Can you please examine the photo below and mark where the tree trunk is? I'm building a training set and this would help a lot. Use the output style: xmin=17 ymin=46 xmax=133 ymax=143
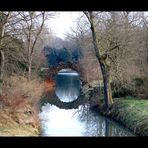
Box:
xmin=100 ymin=61 xmax=113 ymax=107
xmin=28 ymin=56 xmax=32 ymax=81
xmin=0 ymin=12 xmax=11 ymax=80
xmin=0 ymin=49 xmax=5 ymax=80
xmin=104 ymin=76 xmax=113 ymax=106
xmin=0 ymin=20 xmax=5 ymax=81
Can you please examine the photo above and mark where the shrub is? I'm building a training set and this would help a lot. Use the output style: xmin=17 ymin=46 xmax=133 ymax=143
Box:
xmin=111 ymin=77 xmax=148 ymax=99
xmin=133 ymin=77 xmax=144 ymax=87
xmin=111 ymin=81 xmax=135 ymax=98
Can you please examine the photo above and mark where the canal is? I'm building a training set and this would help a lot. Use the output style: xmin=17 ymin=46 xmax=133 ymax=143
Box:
xmin=39 ymin=69 xmax=135 ymax=136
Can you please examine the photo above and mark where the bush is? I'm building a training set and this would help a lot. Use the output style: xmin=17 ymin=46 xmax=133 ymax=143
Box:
xmin=133 ymin=77 xmax=144 ymax=87
xmin=112 ymin=86 xmax=135 ymax=98
xmin=143 ymin=78 xmax=148 ymax=98
xmin=111 ymin=81 xmax=135 ymax=98
xmin=111 ymin=77 xmax=148 ymax=99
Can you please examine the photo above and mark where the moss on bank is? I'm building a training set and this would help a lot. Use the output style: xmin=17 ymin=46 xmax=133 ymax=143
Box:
xmin=91 ymin=97 xmax=148 ymax=136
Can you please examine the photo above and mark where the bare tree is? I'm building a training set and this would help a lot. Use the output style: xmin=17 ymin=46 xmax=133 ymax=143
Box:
xmin=83 ymin=11 xmax=119 ymax=107
xmin=18 ymin=11 xmax=51 ymax=80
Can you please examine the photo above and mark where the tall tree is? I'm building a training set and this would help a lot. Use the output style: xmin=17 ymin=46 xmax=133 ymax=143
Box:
xmin=19 ymin=12 xmax=47 ymax=80
xmin=83 ymin=11 xmax=119 ymax=107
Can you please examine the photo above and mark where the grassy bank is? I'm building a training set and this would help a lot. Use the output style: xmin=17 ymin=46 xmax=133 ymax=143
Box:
xmin=92 ymin=97 xmax=148 ymax=136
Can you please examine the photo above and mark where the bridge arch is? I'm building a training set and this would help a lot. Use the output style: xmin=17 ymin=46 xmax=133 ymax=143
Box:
xmin=46 ymin=62 xmax=82 ymax=80
xmin=41 ymin=65 xmax=90 ymax=109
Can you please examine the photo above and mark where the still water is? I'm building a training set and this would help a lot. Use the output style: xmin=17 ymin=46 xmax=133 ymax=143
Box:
xmin=39 ymin=69 xmax=135 ymax=137
xmin=55 ymin=69 xmax=81 ymax=102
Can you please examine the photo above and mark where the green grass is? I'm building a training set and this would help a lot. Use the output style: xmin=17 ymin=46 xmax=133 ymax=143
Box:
xmin=96 ymin=97 xmax=148 ymax=136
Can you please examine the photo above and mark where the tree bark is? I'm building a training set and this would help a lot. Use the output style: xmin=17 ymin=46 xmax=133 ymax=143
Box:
xmin=0 ymin=17 xmax=5 ymax=81
xmin=28 ymin=56 xmax=32 ymax=81
xmin=100 ymin=60 xmax=113 ymax=107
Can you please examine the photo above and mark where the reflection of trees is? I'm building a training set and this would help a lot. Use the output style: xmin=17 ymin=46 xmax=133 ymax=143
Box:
xmin=75 ymin=105 xmax=106 ymax=136
xmin=75 ymin=105 xmax=135 ymax=137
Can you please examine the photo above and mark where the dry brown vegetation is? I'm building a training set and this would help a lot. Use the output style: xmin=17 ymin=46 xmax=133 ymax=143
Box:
xmin=0 ymin=11 xmax=56 ymax=136
xmin=0 ymin=11 xmax=148 ymax=136
xmin=0 ymin=76 xmax=45 ymax=136
xmin=3 ymin=76 xmax=44 ymax=103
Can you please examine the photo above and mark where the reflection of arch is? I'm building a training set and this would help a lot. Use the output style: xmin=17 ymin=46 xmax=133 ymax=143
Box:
xmin=41 ymin=92 xmax=89 ymax=109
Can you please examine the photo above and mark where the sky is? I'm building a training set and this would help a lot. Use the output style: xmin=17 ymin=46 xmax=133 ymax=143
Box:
xmin=47 ymin=12 xmax=82 ymax=40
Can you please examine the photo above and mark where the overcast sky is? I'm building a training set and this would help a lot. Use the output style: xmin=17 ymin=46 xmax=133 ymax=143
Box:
xmin=47 ymin=12 xmax=82 ymax=39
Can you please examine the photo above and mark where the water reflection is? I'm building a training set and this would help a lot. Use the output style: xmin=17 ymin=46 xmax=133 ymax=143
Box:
xmin=39 ymin=103 xmax=135 ymax=137
xmin=55 ymin=69 xmax=80 ymax=102
xmin=39 ymin=68 xmax=135 ymax=137
xmin=76 ymin=105 xmax=135 ymax=136
xmin=39 ymin=104 xmax=84 ymax=136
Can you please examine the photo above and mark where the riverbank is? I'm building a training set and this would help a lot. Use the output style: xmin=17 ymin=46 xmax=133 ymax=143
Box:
xmin=0 ymin=109 xmax=39 ymax=136
xmin=91 ymin=97 xmax=148 ymax=136
xmin=0 ymin=76 xmax=45 ymax=136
